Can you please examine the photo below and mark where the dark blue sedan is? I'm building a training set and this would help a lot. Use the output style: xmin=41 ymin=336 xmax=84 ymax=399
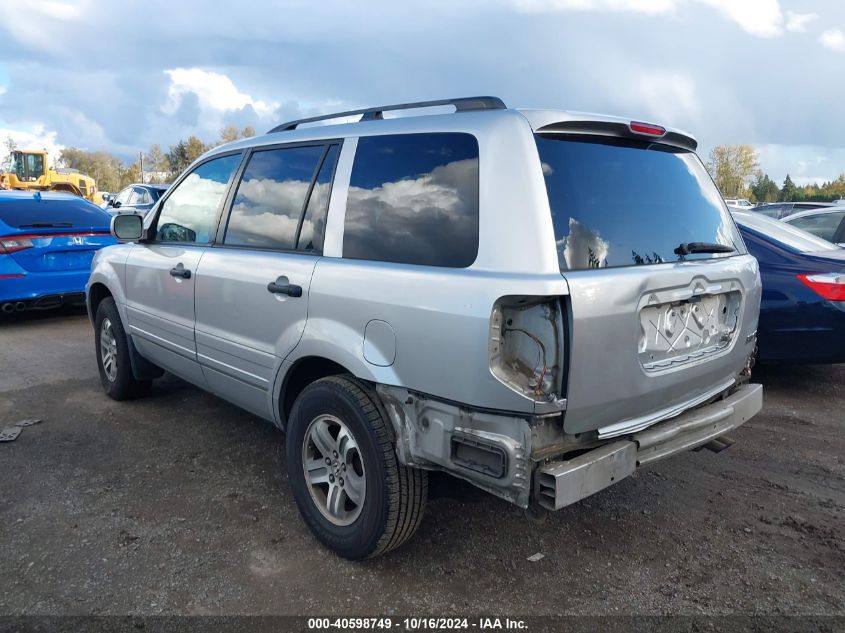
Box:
xmin=0 ymin=191 xmax=116 ymax=313
xmin=733 ymin=211 xmax=845 ymax=364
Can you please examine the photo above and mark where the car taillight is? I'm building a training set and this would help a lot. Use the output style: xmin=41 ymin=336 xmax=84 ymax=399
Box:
xmin=0 ymin=237 xmax=34 ymax=253
xmin=489 ymin=296 xmax=565 ymax=403
xmin=630 ymin=121 xmax=666 ymax=136
xmin=797 ymin=273 xmax=845 ymax=301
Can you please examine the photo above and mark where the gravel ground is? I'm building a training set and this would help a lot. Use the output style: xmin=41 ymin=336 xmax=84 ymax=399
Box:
xmin=0 ymin=308 xmax=843 ymax=616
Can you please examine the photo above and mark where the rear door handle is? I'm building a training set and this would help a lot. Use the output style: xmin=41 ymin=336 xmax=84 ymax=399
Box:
xmin=169 ymin=264 xmax=191 ymax=279
xmin=267 ymin=276 xmax=302 ymax=297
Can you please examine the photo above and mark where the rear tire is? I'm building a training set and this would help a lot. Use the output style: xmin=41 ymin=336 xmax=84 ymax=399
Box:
xmin=286 ymin=376 xmax=427 ymax=559
xmin=94 ymin=297 xmax=151 ymax=400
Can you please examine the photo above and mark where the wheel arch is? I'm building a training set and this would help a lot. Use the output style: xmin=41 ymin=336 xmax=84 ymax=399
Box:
xmin=277 ymin=356 xmax=355 ymax=429
xmin=86 ymin=281 xmax=113 ymax=325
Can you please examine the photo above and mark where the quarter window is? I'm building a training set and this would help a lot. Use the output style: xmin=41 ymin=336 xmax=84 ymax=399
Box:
xmin=154 ymin=153 xmax=241 ymax=244
xmin=343 ymin=133 xmax=479 ymax=267
xmin=297 ymin=144 xmax=340 ymax=252
xmin=225 ymin=145 xmax=325 ymax=250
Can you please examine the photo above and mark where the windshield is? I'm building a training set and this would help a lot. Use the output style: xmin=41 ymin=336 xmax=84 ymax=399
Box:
xmin=12 ymin=152 xmax=25 ymax=179
xmin=732 ymin=211 xmax=840 ymax=253
xmin=535 ymin=135 xmax=743 ymax=271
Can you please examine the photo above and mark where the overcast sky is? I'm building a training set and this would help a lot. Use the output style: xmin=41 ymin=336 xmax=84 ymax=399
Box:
xmin=1 ymin=0 xmax=843 ymax=186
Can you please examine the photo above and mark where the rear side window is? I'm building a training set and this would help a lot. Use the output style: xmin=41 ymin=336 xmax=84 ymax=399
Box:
xmin=788 ymin=212 xmax=845 ymax=242
xmin=535 ymin=135 xmax=742 ymax=271
xmin=343 ymin=132 xmax=479 ymax=267
xmin=225 ymin=145 xmax=325 ymax=250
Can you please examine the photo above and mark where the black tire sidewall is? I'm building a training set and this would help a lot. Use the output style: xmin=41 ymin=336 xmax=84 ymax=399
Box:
xmin=286 ymin=379 xmax=391 ymax=560
xmin=94 ymin=298 xmax=137 ymax=399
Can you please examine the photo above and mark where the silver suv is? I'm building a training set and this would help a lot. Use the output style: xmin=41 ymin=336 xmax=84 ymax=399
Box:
xmin=87 ymin=97 xmax=763 ymax=559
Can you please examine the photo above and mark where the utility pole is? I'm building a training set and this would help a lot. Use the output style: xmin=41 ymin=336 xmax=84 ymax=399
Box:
xmin=139 ymin=151 xmax=144 ymax=184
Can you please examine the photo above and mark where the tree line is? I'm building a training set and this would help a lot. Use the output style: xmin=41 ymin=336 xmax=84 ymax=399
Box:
xmin=3 ymin=125 xmax=256 ymax=194
xmin=706 ymin=144 xmax=845 ymax=203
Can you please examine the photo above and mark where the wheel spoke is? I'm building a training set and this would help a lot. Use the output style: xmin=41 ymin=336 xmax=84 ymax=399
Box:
xmin=344 ymin=470 xmax=365 ymax=505
xmin=305 ymin=457 xmax=330 ymax=485
xmin=310 ymin=420 xmax=336 ymax=458
xmin=326 ymin=483 xmax=345 ymax=518
xmin=337 ymin=427 xmax=359 ymax=462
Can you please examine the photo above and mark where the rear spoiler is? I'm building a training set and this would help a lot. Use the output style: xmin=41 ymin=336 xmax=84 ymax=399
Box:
xmin=535 ymin=120 xmax=698 ymax=152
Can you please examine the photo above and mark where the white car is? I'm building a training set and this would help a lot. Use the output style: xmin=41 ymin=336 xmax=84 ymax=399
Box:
xmin=724 ymin=198 xmax=753 ymax=209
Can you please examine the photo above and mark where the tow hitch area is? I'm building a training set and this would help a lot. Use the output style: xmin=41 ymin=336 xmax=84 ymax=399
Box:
xmin=535 ymin=384 xmax=762 ymax=511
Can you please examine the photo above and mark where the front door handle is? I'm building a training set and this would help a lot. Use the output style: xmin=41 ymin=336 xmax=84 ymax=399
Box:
xmin=267 ymin=276 xmax=302 ymax=297
xmin=169 ymin=264 xmax=191 ymax=279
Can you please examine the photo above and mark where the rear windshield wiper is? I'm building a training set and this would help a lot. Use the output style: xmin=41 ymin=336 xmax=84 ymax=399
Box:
xmin=674 ymin=242 xmax=735 ymax=256
xmin=18 ymin=222 xmax=74 ymax=228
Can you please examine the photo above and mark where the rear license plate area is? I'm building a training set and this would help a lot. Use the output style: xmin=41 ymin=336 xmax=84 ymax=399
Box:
xmin=639 ymin=291 xmax=741 ymax=371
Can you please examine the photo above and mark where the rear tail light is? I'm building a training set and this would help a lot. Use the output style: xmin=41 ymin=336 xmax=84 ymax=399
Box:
xmin=489 ymin=296 xmax=565 ymax=403
xmin=797 ymin=273 xmax=845 ymax=301
xmin=630 ymin=121 xmax=666 ymax=137
xmin=0 ymin=237 xmax=34 ymax=253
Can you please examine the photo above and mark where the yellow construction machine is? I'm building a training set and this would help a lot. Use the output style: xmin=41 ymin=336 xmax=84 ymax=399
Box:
xmin=1 ymin=149 xmax=102 ymax=204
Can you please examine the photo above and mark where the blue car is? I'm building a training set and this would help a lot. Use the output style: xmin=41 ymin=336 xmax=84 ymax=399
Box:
xmin=0 ymin=191 xmax=116 ymax=313
xmin=733 ymin=211 xmax=845 ymax=364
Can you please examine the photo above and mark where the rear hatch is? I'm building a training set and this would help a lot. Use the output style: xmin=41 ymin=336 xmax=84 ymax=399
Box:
xmin=534 ymin=129 xmax=761 ymax=437
xmin=0 ymin=194 xmax=113 ymax=273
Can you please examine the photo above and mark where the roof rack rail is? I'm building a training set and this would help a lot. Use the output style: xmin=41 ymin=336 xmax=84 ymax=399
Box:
xmin=268 ymin=96 xmax=507 ymax=133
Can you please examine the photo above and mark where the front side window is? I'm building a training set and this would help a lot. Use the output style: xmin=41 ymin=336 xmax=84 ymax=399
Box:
xmin=536 ymin=135 xmax=742 ymax=271
xmin=343 ymin=133 xmax=479 ymax=267
xmin=154 ymin=153 xmax=241 ymax=244
xmin=114 ymin=187 xmax=133 ymax=206
xmin=225 ymin=145 xmax=325 ymax=250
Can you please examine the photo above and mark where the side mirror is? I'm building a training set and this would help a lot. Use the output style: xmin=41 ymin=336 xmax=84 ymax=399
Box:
xmin=111 ymin=213 xmax=144 ymax=241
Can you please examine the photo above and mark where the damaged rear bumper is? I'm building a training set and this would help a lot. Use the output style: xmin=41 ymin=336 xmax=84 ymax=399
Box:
xmin=535 ymin=383 xmax=762 ymax=510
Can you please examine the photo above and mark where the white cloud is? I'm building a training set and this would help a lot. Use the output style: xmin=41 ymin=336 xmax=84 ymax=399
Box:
xmin=785 ymin=10 xmax=818 ymax=33
xmin=0 ymin=124 xmax=64 ymax=168
xmin=508 ymin=0 xmax=785 ymax=37
xmin=698 ymin=0 xmax=783 ymax=38
xmin=163 ymin=68 xmax=276 ymax=115
xmin=0 ymin=0 xmax=93 ymax=53
xmin=820 ymin=29 xmax=845 ymax=53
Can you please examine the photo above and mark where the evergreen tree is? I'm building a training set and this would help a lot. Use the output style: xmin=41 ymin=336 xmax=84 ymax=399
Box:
xmin=780 ymin=174 xmax=798 ymax=201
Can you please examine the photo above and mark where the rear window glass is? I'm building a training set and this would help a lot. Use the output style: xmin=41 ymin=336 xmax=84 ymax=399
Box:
xmin=0 ymin=195 xmax=110 ymax=229
xmin=343 ymin=132 xmax=479 ymax=267
xmin=535 ymin=135 xmax=742 ymax=271
xmin=787 ymin=211 xmax=845 ymax=242
xmin=734 ymin=211 xmax=839 ymax=252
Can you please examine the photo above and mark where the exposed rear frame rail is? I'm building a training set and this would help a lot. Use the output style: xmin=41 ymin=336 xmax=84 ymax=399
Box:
xmin=268 ymin=96 xmax=507 ymax=133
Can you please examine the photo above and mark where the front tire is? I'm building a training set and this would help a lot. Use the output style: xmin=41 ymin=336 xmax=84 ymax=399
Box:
xmin=94 ymin=297 xmax=151 ymax=400
xmin=286 ymin=376 xmax=428 ymax=559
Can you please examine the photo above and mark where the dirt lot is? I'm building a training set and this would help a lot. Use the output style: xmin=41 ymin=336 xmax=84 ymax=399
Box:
xmin=0 ymin=308 xmax=843 ymax=616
